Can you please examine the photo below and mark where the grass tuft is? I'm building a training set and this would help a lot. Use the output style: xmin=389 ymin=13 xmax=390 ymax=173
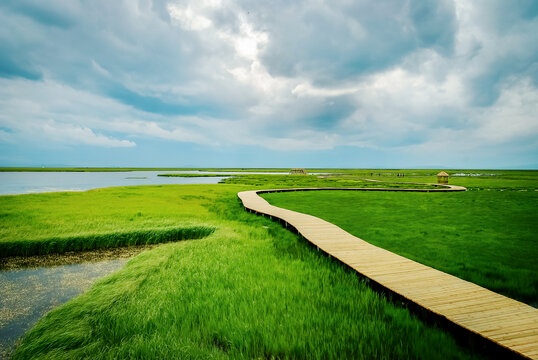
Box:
xmin=0 ymin=225 xmax=215 ymax=257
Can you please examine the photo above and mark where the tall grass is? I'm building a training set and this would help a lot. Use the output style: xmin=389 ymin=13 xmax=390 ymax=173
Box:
xmin=263 ymin=189 xmax=538 ymax=305
xmin=7 ymin=185 xmax=481 ymax=359
xmin=221 ymin=174 xmax=438 ymax=189
xmin=0 ymin=225 xmax=215 ymax=257
xmin=0 ymin=185 xmax=223 ymax=242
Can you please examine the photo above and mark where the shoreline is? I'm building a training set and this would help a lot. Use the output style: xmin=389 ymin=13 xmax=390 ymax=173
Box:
xmin=0 ymin=244 xmax=157 ymax=270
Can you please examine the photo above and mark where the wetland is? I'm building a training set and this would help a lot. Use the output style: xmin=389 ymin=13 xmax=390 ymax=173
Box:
xmin=1 ymin=169 xmax=536 ymax=359
xmin=0 ymin=245 xmax=156 ymax=359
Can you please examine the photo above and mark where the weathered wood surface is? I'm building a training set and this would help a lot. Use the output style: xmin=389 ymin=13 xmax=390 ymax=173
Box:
xmin=238 ymin=186 xmax=538 ymax=360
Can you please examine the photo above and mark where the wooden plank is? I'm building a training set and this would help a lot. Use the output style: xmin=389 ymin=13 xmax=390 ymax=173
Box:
xmin=453 ymin=309 xmax=537 ymax=327
xmin=444 ymin=302 xmax=525 ymax=324
xmin=392 ymin=283 xmax=478 ymax=298
xmin=417 ymin=289 xmax=493 ymax=305
xmin=524 ymin=349 xmax=538 ymax=357
xmin=420 ymin=292 xmax=507 ymax=307
xmin=238 ymin=188 xmax=538 ymax=360
xmin=478 ymin=320 xmax=538 ymax=334
xmin=495 ymin=329 xmax=538 ymax=342
xmin=512 ymin=343 xmax=538 ymax=352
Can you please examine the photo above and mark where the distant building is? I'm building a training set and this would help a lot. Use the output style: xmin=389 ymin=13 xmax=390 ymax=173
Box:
xmin=437 ymin=171 xmax=449 ymax=184
xmin=290 ymin=168 xmax=308 ymax=175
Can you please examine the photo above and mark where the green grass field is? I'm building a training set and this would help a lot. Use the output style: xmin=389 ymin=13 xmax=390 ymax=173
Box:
xmin=262 ymin=187 xmax=538 ymax=305
xmin=0 ymin=186 xmax=219 ymax=257
xmin=2 ymin=183 xmax=481 ymax=359
xmin=221 ymin=174 xmax=439 ymax=189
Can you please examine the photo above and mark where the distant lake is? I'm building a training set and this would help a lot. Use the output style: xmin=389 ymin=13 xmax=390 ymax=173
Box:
xmin=0 ymin=171 xmax=242 ymax=195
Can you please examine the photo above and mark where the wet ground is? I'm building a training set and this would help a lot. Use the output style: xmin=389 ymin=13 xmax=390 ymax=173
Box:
xmin=0 ymin=246 xmax=153 ymax=359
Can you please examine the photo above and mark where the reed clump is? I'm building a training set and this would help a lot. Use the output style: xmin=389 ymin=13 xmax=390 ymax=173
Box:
xmin=0 ymin=226 xmax=216 ymax=257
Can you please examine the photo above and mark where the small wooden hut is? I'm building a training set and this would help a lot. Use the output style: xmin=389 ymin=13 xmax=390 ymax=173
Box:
xmin=289 ymin=168 xmax=308 ymax=175
xmin=437 ymin=171 xmax=449 ymax=184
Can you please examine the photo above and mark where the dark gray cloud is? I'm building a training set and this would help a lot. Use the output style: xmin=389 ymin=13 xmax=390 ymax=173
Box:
xmin=0 ymin=0 xmax=536 ymax=167
xmin=1 ymin=0 xmax=78 ymax=29
xmin=242 ymin=0 xmax=457 ymax=85
xmin=0 ymin=0 xmax=249 ymax=117
xmin=409 ymin=0 xmax=456 ymax=54
xmin=457 ymin=0 xmax=538 ymax=106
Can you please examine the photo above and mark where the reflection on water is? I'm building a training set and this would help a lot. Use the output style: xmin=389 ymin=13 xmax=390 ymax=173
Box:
xmin=0 ymin=259 xmax=128 ymax=359
xmin=0 ymin=171 xmax=230 ymax=195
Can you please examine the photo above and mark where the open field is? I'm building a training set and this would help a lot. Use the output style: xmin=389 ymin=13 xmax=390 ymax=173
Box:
xmin=221 ymin=174 xmax=439 ymax=189
xmin=350 ymin=174 xmax=538 ymax=191
xmin=262 ymin=177 xmax=538 ymax=305
xmin=2 ymin=183 xmax=481 ymax=359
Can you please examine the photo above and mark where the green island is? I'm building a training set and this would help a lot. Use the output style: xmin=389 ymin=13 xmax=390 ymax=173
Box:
xmin=1 ymin=169 xmax=537 ymax=359
xmin=158 ymin=173 xmax=235 ymax=177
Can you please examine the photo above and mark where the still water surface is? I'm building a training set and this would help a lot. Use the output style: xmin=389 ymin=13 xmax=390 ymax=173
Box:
xmin=0 ymin=259 xmax=128 ymax=359
xmin=0 ymin=171 xmax=231 ymax=195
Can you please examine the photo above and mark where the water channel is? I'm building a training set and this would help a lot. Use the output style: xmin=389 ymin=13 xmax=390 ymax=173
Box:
xmin=0 ymin=254 xmax=132 ymax=359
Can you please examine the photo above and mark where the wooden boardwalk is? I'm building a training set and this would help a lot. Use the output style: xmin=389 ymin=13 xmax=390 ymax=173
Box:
xmin=238 ymin=186 xmax=538 ymax=360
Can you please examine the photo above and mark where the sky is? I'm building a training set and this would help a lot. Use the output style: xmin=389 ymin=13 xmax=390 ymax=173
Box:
xmin=0 ymin=0 xmax=537 ymax=169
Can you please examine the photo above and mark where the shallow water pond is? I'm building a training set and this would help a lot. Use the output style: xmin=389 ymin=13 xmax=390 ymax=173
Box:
xmin=0 ymin=257 xmax=129 ymax=359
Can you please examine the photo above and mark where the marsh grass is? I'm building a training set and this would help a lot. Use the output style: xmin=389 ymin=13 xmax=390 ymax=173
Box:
xmin=221 ymin=174 xmax=439 ymax=189
xmin=11 ymin=188 xmax=480 ymax=359
xmin=158 ymin=173 xmax=234 ymax=177
xmin=263 ymin=189 xmax=538 ymax=305
xmin=0 ymin=226 xmax=215 ymax=257
xmin=9 ymin=171 xmax=532 ymax=358
xmin=0 ymin=185 xmax=220 ymax=241
xmin=371 ymin=175 xmax=538 ymax=191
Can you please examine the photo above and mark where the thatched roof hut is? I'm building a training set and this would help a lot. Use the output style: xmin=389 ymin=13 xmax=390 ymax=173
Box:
xmin=437 ymin=171 xmax=449 ymax=184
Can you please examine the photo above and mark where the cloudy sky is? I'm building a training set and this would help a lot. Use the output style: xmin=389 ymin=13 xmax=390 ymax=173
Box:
xmin=0 ymin=0 xmax=537 ymax=168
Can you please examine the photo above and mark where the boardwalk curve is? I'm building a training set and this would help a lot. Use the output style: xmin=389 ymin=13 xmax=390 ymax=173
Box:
xmin=238 ymin=185 xmax=538 ymax=360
